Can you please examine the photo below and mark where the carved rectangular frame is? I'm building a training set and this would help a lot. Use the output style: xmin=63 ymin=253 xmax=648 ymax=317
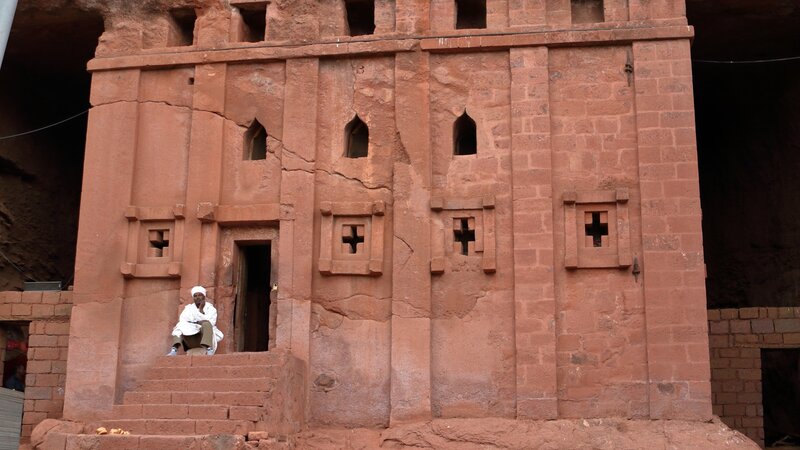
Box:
xmin=430 ymin=195 xmax=496 ymax=274
xmin=121 ymin=205 xmax=185 ymax=278
xmin=563 ymin=189 xmax=631 ymax=269
xmin=318 ymin=201 xmax=385 ymax=276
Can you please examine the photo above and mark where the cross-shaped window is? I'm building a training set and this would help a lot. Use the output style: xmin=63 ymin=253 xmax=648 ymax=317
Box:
xmin=341 ymin=225 xmax=365 ymax=254
xmin=453 ymin=218 xmax=476 ymax=255
xmin=148 ymin=229 xmax=170 ymax=257
xmin=584 ymin=212 xmax=608 ymax=247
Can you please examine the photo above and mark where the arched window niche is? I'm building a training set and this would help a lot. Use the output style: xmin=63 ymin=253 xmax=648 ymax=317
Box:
xmin=453 ymin=111 xmax=477 ymax=155
xmin=244 ymin=119 xmax=268 ymax=160
xmin=344 ymin=115 xmax=369 ymax=158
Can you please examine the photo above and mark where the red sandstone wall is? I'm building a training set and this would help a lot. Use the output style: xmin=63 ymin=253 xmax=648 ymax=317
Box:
xmin=0 ymin=290 xmax=72 ymax=442
xmin=429 ymin=51 xmax=515 ymax=418
xmin=59 ymin=0 xmax=710 ymax=429
xmin=309 ymin=56 xmax=396 ymax=427
xmin=550 ymin=46 xmax=649 ymax=418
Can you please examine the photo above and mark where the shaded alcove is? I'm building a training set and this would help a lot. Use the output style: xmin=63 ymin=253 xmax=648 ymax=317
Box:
xmin=688 ymin=0 xmax=800 ymax=309
xmin=0 ymin=5 xmax=104 ymax=291
xmin=244 ymin=119 xmax=268 ymax=160
xmin=453 ymin=112 xmax=477 ymax=155
xmin=762 ymin=349 xmax=800 ymax=447
xmin=344 ymin=115 xmax=369 ymax=158
xmin=345 ymin=0 xmax=375 ymax=36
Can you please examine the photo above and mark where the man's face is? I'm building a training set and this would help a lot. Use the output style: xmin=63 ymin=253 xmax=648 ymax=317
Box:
xmin=193 ymin=292 xmax=205 ymax=305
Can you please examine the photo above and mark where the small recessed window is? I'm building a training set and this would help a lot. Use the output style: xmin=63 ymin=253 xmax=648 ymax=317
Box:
xmin=236 ymin=3 xmax=267 ymax=42
xmin=169 ymin=8 xmax=197 ymax=46
xmin=571 ymin=0 xmax=604 ymax=24
xmin=345 ymin=0 xmax=376 ymax=36
xmin=455 ymin=0 xmax=486 ymax=30
xmin=453 ymin=112 xmax=477 ymax=155
xmin=344 ymin=115 xmax=369 ymax=158
xmin=244 ymin=120 xmax=268 ymax=160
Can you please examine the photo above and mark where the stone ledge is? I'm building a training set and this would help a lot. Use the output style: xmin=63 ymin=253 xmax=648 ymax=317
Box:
xmin=87 ymin=25 xmax=693 ymax=72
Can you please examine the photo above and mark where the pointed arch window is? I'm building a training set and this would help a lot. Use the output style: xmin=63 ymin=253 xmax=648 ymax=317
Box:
xmin=453 ymin=112 xmax=477 ymax=155
xmin=244 ymin=119 xmax=268 ymax=160
xmin=344 ymin=115 xmax=369 ymax=158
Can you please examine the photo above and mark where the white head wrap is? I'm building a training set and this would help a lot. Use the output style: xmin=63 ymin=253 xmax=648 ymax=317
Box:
xmin=190 ymin=286 xmax=207 ymax=296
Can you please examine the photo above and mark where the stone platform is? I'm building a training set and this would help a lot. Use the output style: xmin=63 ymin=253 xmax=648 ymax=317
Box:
xmin=30 ymin=350 xmax=304 ymax=449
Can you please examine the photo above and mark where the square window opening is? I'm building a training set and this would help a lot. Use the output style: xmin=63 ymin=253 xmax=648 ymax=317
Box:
xmin=345 ymin=0 xmax=376 ymax=36
xmin=455 ymin=0 xmax=487 ymax=30
xmin=236 ymin=4 xmax=267 ymax=42
xmin=169 ymin=8 xmax=197 ymax=46
xmin=571 ymin=0 xmax=604 ymax=24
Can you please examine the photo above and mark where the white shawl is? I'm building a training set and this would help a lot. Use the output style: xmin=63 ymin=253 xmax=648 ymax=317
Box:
xmin=171 ymin=302 xmax=224 ymax=354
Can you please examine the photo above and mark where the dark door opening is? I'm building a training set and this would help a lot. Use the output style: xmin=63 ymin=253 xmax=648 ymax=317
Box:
xmin=762 ymin=348 xmax=800 ymax=447
xmin=235 ymin=244 xmax=272 ymax=352
xmin=0 ymin=322 xmax=28 ymax=448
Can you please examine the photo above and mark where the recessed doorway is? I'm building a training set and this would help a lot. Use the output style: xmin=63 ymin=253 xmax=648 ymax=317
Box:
xmin=234 ymin=243 xmax=274 ymax=352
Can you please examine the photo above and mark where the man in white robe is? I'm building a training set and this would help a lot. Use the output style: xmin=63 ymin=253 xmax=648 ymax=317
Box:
xmin=167 ymin=286 xmax=223 ymax=356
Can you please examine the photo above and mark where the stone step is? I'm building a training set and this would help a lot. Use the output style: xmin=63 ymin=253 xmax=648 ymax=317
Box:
xmin=87 ymin=418 xmax=261 ymax=436
xmin=144 ymin=364 xmax=281 ymax=380
xmin=123 ymin=391 xmax=270 ymax=407
xmin=111 ymin=403 xmax=267 ymax=421
xmin=152 ymin=351 xmax=286 ymax=369
xmin=135 ymin=377 xmax=275 ymax=392
xmin=43 ymin=433 xmax=248 ymax=450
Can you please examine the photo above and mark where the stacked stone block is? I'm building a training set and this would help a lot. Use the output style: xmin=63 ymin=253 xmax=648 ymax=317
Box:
xmin=0 ymin=290 xmax=72 ymax=442
xmin=708 ymin=307 xmax=800 ymax=446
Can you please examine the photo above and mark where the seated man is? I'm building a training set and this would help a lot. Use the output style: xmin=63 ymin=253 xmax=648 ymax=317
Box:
xmin=167 ymin=286 xmax=223 ymax=356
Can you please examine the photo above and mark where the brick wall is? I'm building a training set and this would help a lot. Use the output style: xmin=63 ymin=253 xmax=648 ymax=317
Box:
xmin=0 ymin=290 xmax=73 ymax=442
xmin=708 ymin=307 xmax=800 ymax=446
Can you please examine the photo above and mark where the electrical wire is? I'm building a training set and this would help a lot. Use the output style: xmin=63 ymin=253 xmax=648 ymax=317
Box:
xmin=0 ymin=109 xmax=89 ymax=141
xmin=0 ymin=248 xmax=36 ymax=282
xmin=692 ymin=55 xmax=800 ymax=64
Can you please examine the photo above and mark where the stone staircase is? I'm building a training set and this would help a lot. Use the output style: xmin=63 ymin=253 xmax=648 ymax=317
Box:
xmin=38 ymin=350 xmax=305 ymax=449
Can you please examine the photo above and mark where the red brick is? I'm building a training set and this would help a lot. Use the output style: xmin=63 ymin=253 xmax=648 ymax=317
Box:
xmin=188 ymin=404 xmax=228 ymax=419
xmin=774 ymin=319 xmax=800 ymax=333
xmin=708 ymin=321 xmax=728 ymax=334
xmin=729 ymin=320 xmax=750 ymax=334
xmin=42 ymin=292 xmax=61 ymax=304
xmin=54 ymin=304 xmax=72 ymax=316
xmin=194 ymin=419 xmax=251 ymax=434
xmin=720 ymin=309 xmax=738 ymax=320
xmin=29 ymin=334 xmax=59 ymax=347
xmin=140 ymin=436 xmax=201 ymax=450
xmin=32 ymin=347 xmax=61 ymax=360
xmin=738 ymin=369 xmax=761 ymax=380
xmin=722 ymin=404 xmax=745 ymax=416
xmin=27 ymin=360 xmax=52 ymax=374
xmin=11 ymin=304 xmax=32 ymax=316
xmin=31 ymin=304 xmax=55 ymax=316
xmin=33 ymin=374 xmax=60 ymax=387
xmin=22 ymin=411 xmax=47 ymax=424
xmin=26 ymin=387 xmax=52 ymax=400
xmin=1 ymin=291 xmax=22 ymax=303
xmin=784 ymin=333 xmax=800 ymax=344
xmin=750 ymin=319 xmax=774 ymax=334
xmin=22 ymin=291 xmax=44 ymax=304
xmin=729 ymin=359 xmax=753 ymax=369
xmin=171 ymin=392 xmax=213 ymax=404
xmin=228 ymin=406 xmax=261 ymax=421
xmin=142 ymin=404 xmax=188 ymax=419
xmin=51 ymin=361 xmax=67 ymax=374
xmin=45 ymin=321 xmax=71 ymax=335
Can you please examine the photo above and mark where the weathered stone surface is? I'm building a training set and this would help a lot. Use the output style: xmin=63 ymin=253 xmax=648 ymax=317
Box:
xmin=292 ymin=418 xmax=759 ymax=450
